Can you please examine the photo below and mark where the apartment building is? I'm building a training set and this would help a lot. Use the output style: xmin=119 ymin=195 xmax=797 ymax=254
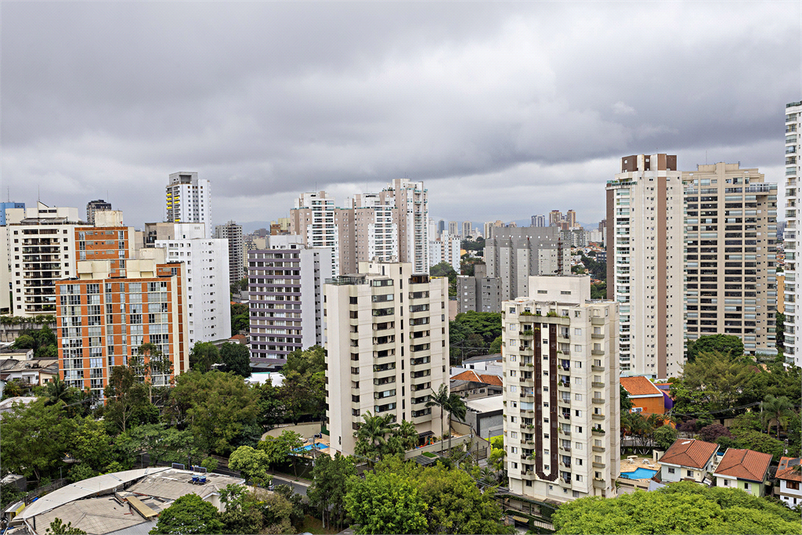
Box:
xmin=56 ymin=252 xmax=189 ymax=397
xmin=0 ymin=202 xmax=25 ymax=226
xmin=605 ymin=154 xmax=685 ymax=378
xmin=165 ymin=172 xmax=212 ymax=239
xmin=3 ymin=203 xmax=82 ymax=316
xmin=248 ymin=236 xmax=333 ymax=365
xmin=429 ymin=232 xmax=461 ymax=272
xmin=462 ymin=221 xmax=472 ymax=239
xmin=683 ymin=162 xmax=777 ymax=355
xmin=154 ymin=223 xmax=231 ymax=346
xmin=448 ymin=221 xmax=459 ymax=237
xmin=325 ymin=262 xmax=448 ymax=456
xmin=214 ymin=220 xmax=245 ymax=285
xmin=531 ymin=215 xmax=546 ymax=228
xmin=457 ymin=264 xmax=501 ymax=313
xmin=290 ymin=179 xmax=429 ymax=277
xmin=86 ymin=199 xmax=112 ymax=225
xmin=784 ymin=100 xmax=801 ymax=367
xmin=484 ymin=226 xmax=570 ymax=302
xmin=502 ymin=275 xmax=620 ymax=503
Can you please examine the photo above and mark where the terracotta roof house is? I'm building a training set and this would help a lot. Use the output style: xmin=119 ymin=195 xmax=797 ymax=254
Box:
xmin=713 ymin=448 xmax=772 ymax=496
xmin=776 ymin=457 xmax=802 ymax=507
xmin=659 ymin=439 xmax=719 ymax=484
xmin=620 ymin=376 xmax=665 ymax=415
xmin=450 ymin=370 xmax=503 ymax=400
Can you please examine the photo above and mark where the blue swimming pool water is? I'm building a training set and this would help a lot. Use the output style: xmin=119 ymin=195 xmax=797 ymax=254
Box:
xmin=295 ymin=443 xmax=329 ymax=452
xmin=619 ymin=467 xmax=657 ymax=480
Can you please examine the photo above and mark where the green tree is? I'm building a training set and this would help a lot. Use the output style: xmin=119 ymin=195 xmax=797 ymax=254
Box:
xmin=219 ymin=484 xmax=263 ymax=534
xmin=102 ymin=366 xmax=159 ymax=434
xmin=590 ymin=281 xmax=607 ymax=300
xmin=427 ymin=384 xmax=450 ymax=451
xmin=229 ymin=446 xmax=272 ymax=489
xmin=430 ymin=261 xmax=457 ymax=297
xmin=167 ymin=371 xmax=258 ymax=454
xmin=149 ymin=494 xmax=224 ymax=534
xmin=679 ymin=350 xmax=753 ymax=415
xmin=488 ymin=435 xmax=505 ymax=472
xmin=759 ymin=394 xmax=794 ymax=438
xmin=219 ymin=342 xmax=252 ymax=378
xmin=12 ymin=325 xmax=58 ymax=358
xmin=354 ymin=411 xmax=400 ymax=462
xmin=553 ymin=482 xmax=801 ymax=534
xmin=346 ymin=469 xmax=427 ymax=534
xmin=776 ymin=312 xmax=785 ymax=350
xmin=45 ymin=518 xmax=87 ymax=535
xmin=308 ymin=453 xmax=357 ymax=531
xmin=445 ymin=391 xmax=467 ymax=452
xmin=117 ymin=424 xmax=202 ymax=467
xmin=261 ymin=490 xmax=295 ymax=534
xmin=489 ymin=335 xmax=502 ymax=354
xmin=72 ymin=417 xmax=113 ymax=472
xmin=0 ymin=399 xmax=74 ymax=482
xmin=189 ymin=341 xmax=220 ymax=373
xmin=282 ymin=345 xmax=326 ymax=376
xmin=732 ymin=430 xmax=787 ymax=461
xmin=230 ymin=302 xmax=249 ymax=334
xmin=654 ymin=425 xmax=677 ymax=451
xmin=129 ymin=343 xmax=173 ymax=405
xmin=686 ymin=334 xmax=744 ymax=363
xmin=258 ymin=430 xmax=303 ymax=476
xmin=619 ymin=384 xmax=633 ymax=412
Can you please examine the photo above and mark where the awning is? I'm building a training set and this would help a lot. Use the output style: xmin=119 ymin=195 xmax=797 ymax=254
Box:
xmin=417 ymin=430 xmax=434 ymax=437
xmin=511 ymin=516 xmax=530 ymax=524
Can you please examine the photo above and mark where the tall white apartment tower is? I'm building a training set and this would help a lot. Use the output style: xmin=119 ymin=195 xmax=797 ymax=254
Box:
xmin=605 ymin=154 xmax=684 ymax=378
xmin=502 ymin=275 xmax=620 ymax=503
xmin=325 ymin=262 xmax=448 ymax=456
xmin=388 ymin=179 xmax=429 ymax=274
xmin=785 ymin=100 xmax=802 ymax=367
xmin=290 ymin=192 xmax=341 ymax=276
xmin=165 ymin=172 xmax=212 ymax=239
xmin=154 ymin=223 xmax=231 ymax=346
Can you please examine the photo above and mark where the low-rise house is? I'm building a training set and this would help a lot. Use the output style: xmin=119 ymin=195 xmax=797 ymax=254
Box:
xmin=776 ymin=456 xmax=802 ymax=507
xmin=620 ymin=376 xmax=665 ymax=415
xmin=713 ymin=448 xmax=772 ymax=496
xmin=450 ymin=370 xmax=503 ymax=400
xmin=0 ymin=358 xmax=58 ymax=386
xmin=659 ymin=439 xmax=719 ymax=483
xmin=464 ymin=395 xmax=503 ymax=439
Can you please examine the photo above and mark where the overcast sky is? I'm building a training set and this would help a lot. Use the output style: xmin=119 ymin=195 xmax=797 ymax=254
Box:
xmin=2 ymin=1 xmax=800 ymax=230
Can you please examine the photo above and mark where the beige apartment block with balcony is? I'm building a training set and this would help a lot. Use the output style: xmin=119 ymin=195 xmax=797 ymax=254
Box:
xmin=324 ymin=262 xmax=448 ymax=456
xmin=502 ymin=275 xmax=620 ymax=504
xmin=682 ymin=163 xmax=777 ymax=356
xmin=605 ymin=155 xmax=685 ymax=378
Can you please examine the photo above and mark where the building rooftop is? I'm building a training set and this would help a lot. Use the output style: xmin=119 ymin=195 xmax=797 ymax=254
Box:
xmin=450 ymin=370 xmax=502 ymax=387
xmin=0 ymin=396 xmax=38 ymax=414
xmin=620 ymin=376 xmax=663 ymax=397
xmin=465 ymin=395 xmax=503 ymax=413
xmin=713 ymin=448 xmax=772 ymax=482
xmin=776 ymin=457 xmax=802 ymax=482
xmin=660 ymin=439 xmax=719 ymax=469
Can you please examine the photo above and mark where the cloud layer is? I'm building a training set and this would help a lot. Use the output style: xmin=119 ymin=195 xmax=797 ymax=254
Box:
xmin=2 ymin=2 xmax=799 ymax=228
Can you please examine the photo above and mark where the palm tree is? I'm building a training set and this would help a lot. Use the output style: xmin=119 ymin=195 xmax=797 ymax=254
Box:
xmin=397 ymin=420 xmax=418 ymax=451
xmin=445 ymin=392 xmax=467 ymax=452
xmin=44 ymin=377 xmax=70 ymax=406
xmin=427 ymin=384 xmax=449 ymax=452
xmin=760 ymin=394 xmax=794 ymax=439
xmin=354 ymin=411 xmax=397 ymax=462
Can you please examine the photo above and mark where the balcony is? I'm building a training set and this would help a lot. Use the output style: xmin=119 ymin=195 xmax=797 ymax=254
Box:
xmin=591 ymin=428 xmax=606 ymax=436
xmin=591 ymin=333 xmax=604 ymax=339
xmin=591 ymin=317 xmax=605 ymax=326
xmin=591 ymin=381 xmax=605 ymax=388
xmin=592 ymin=462 xmax=606 ymax=469
xmin=593 ymin=478 xmax=606 ymax=489
xmin=591 ymin=413 xmax=605 ymax=421
xmin=592 ymin=398 xmax=606 ymax=405
xmin=559 ymin=428 xmax=571 ymax=436
xmin=591 ymin=365 xmax=605 ymax=372
xmin=592 ymin=446 xmax=605 ymax=453
xmin=591 ymin=349 xmax=605 ymax=356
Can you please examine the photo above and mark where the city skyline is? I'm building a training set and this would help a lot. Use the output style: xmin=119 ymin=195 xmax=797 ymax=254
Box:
xmin=1 ymin=3 xmax=799 ymax=228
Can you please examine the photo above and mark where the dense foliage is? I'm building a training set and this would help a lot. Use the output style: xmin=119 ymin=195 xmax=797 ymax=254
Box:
xmin=553 ymin=482 xmax=802 ymax=534
xmin=449 ymin=310 xmax=502 ymax=362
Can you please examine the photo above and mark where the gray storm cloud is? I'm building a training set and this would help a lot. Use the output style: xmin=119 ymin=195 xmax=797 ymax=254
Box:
xmin=1 ymin=2 xmax=798 ymax=227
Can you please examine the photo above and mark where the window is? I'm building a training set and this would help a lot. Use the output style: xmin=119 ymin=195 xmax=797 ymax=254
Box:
xmin=510 ymin=446 xmax=517 ymax=453
xmin=686 ymin=470 xmax=693 ymax=477
xmin=575 ymin=393 xmax=582 ymax=401
xmin=743 ymin=482 xmax=750 ymax=490
xmin=723 ymin=479 xmax=729 ymax=486
xmin=668 ymin=467 xmax=675 ymax=474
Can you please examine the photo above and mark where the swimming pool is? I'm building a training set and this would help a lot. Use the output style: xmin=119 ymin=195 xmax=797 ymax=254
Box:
xmin=619 ymin=467 xmax=657 ymax=480
xmin=294 ymin=442 xmax=329 ymax=452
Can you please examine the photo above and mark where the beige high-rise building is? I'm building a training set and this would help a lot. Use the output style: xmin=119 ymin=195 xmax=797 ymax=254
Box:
xmin=606 ymin=154 xmax=685 ymax=378
xmin=324 ymin=262 xmax=448 ymax=456
xmin=214 ymin=220 xmax=245 ymax=285
xmin=502 ymin=275 xmax=620 ymax=503
xmin=682 ymin=162 xmax=777 ymax=355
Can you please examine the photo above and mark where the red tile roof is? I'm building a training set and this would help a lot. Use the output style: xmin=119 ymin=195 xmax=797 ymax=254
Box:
xmin=776 ymin=456 xmax=802 ymax=482
xmin=714 ymin=448 xmax=772 ymax=482
xmin=450 ymin=370 xmax=502 ymax=387
xmin=661 ymin=439 xmax=719 ymax=469
xmin=620 ymin=376 xmax=662 ymax=397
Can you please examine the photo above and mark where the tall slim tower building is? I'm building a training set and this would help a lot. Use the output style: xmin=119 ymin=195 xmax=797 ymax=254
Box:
xmin=502 ymin=275 xmax=619 ymax=502
xmin=214 ymin=220 xmax=245 ymax=285
xmin=531 ymin=215 xmax=546 ymax=227
xmin=606 ymin=155 xmax=684 ymax=378
xmin=325 ymin=262 xmax=448 ymax=456
xmin=165 ymin=172 xmax=212 ymax=239
xmin=682 ymin=163 xmax=777 ymax=356
xmin=86 ymin=199 xmax=112 ymax=225
xmin=784 ymin=101 xmax=802 ymax=367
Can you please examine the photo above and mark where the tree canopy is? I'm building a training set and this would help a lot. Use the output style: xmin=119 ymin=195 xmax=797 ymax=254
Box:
xmin=149 ymin=493 xmax=224 ymax=534
xmin=553 ymin=482 xmax=801 ymax=534
xmin=686 ymin=334 xmax=744 ymax=363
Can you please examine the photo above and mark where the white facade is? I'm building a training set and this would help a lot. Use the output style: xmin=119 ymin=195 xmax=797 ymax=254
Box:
xmin=292 ymin=191 xmax=340 ymax=275
xmin=391 ymin=179 xmax=429 ymax=274
xmin=606 ymin=154 xmax=685 ymax=378
xmin=429 ymin=233 xmax=461 ymax=272
xmin=155 ymin=223 xmax=230 ymax=346
xmin=502 ymin=275 xmax=620 ymax=503
xmin=784 ymin=101 xmax=801 ymax=366
xmin=165 ymin=172 xmax=212 ymax=239
xmin=3 ymin=203 xmax=81 ymax=316
xmin=325 ymin=262 xmax=448 ymax=456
